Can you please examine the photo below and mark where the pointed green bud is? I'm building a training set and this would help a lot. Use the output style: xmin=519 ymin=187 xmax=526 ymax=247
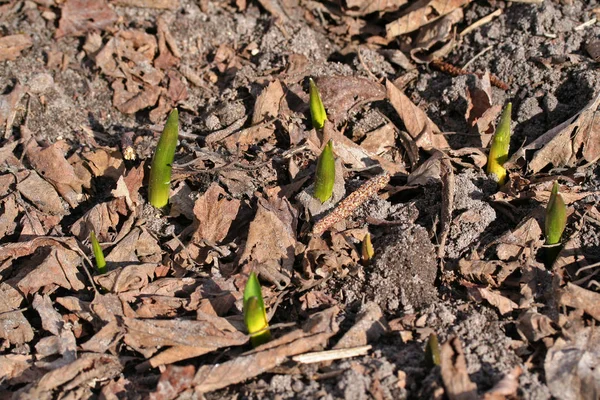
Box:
xmin=149 ymin=109 xmax=179 ymax=208
xmin=425 ymin=333 xmax=441 ymax=367
xmin=361 ymin=232 xmax=374 ymax=264
xmin=314 ymin=140 xmax=335 ymax=203
xmin=243 ymin=272 xmax=271 ymax=347
xmin=545 ymin=181 xmax=567 ymax=246
xmin=486 ymin=103 xmax=512 ymax=185
xmin=90 ymin=231 xmax=107 ymax=275
xmin=309 ymin=78 xmax=327 ymax=129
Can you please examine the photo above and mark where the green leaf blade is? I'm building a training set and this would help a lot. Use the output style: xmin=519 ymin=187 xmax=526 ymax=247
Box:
xmin=243 ymin=272 xmax=271 ymax=347
xmin=314 ymin=140 xmax=335 ymax=203
xmin=309 ymin=78 xmax=327 ymax=130
xmin=90 ymin=231 xmax=107 ymax=275
xmin=545 ymin=181 xmax=567 ymax=245
xmin=149 ymin=109 xmax=179 ymax=208
xmin=486 ymin=102 xmax=512 ymax=185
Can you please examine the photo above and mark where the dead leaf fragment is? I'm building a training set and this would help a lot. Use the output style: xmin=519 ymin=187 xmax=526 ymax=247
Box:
xmin=252 ymin=80 xmax=284 ymax=124
xmin=345 ymin=0 xmax=408 ymax=16
xmin=557 ymin=282 xmax=600 ymax=321
xmin=191 ymin=182 xmax=241 ymax=244
xmin=318 ymin=76 xmax=385 ymax=124
xmin=440 ymin=336 xmax=478 ymax=400
xmin=334 ymin=302 xmax=387 ymax=349
xmin=0 ymin=34 xmax=33 ymax=61
xmin=483 ymin=366 xmax=522 ymax=400
xmin=17 ymin=170 xmax=65 ymax=215
xmin=111 ymin=0 xmax=179 ymax=8
xmin=386 ymin=0 xmax=471 ymax=38
xmin=56 ymin=0 xmax=118 ymax=38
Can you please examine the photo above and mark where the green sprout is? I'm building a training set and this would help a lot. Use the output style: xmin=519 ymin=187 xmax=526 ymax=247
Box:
xmin=486 ymin=102 xmax=512 ymax=185
xmin=309 ymin=78 xmax=327 ymax=129
xmin=424 ymin=333 xmax=441 ymax=367
xmin=90 ymin=231 xmax=107 ymax=275
xmin=148 ymin=109 xmax=179 ymax=208
xmin=361 ymin=232 xmax=374 ymax=264
xmin=545 ymin=181 xmax=567 ymax=246
xmin=243 ymin=272 xmax=271 ymax=347
xmin=314 ymin=139 xmax=335 ymax=203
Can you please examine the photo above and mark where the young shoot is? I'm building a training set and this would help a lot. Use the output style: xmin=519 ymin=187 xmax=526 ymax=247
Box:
xmin=149 ymin=109 xmax=179 ymax=209
xmin=90 ymin=231 xmax=107 ymax=275
xmin=545 ymin=181 xmax=567 ymax=246
xmin=425 ymin=333 xmax=441 ymax=367
xmin=361 ymin=232 xmax=374 ymax=264
xmin=243 ymin=272 xmax=271 ymax=347
xmin=486 ymin=103 xmax=512 ymax=185
xmin=314 ymin=140 xmax=335 ymax=203
xmin=309 ymin=78 xmax=327 ymax=129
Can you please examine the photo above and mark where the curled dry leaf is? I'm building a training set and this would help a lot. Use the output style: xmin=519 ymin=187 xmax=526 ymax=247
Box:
xmin=386 ymin=79 xmax=449 ymax=150
xmin=252 ymin=79 xmax=285 ymax=125
xmin=240 ymin=194 xmax=298 ymax=288
xmin=81 ymin=148 xmax=125 ymax=180
xmin=465 ymin=72 xmax=502 ymax=147
xmin=0 ymin=34 xmax=33 ymax=62
xmin=333 ymin=302 xmax=387 ymax=349
xmin=16 ymin=170 xmax=65 ymax=215
xmin=317 ymin=76 xmax=385 ymax=124
xmin=557 ymin=282 xmax=600 ymax=322
xmin=56 ymin=0 xmax=118 ymax=38
xmin=191 ymin=306 xmax=339 ymax=394
xmin=70 ymin=200 xmax=121 ymax=241
xmin=508 ymin=91 xmax=600 ymax=173
xmin=94 ymin=263 xmax=156 ymax=293
xmin=440 ymin=336 xmax=478 ymax=400
xmin=0 ymin=84 xmax=26 ymax=138
xmin=345 ymin=0 xmax=407 ymax=16
xmin=483 ymin=366 xmax=522 ymax=400
xmin=410 ymin=8 xmax=462 ymax=63
xmin=545 ymin=327 xmax=600 ymax=400
xmin=458 ymin=258 xmax=521 ymax=287
xmin=516 ymin=311 xmax=556 ymax=343
xmin=386 ymin=0 xmax=471 ymax=38
xmin=496 ymin=217 xmax=543 ymax=261
xmin=191 ymin=182 xmax=241 ymax=244
xmin=105 ymin=227 xmax=162 ymax=265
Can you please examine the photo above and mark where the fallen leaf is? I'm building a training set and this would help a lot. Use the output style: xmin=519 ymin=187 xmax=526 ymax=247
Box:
xmin=70 ymin=200 xmax=121 ymax=242
xmin=318 ymin=76 xmax=385 ymax=124
xmin=16 ymin=170 xmax=65 ymax=215
xmin=191 ymin=307 xmax=339 ymax=394
xmin=95 ymin=263 xmax=156 ymax=293
xmin=240 ymin=194 xmax=298 ymax=288
xmin=112 ymin=79 xmax=162 ymax=114
xmin=56 ymin=0 xmax=118 ymax=38
xmin=545 ymin=327 xmax=600 ymax=400
xmin=516 ymin=311 xmax=556 ymax=342
xmin=459 ymin=258 xmax=520 ymax=287
xmin=483 ymin=366 xmax=522 ymax=400
xmin=334 ymin=302 xmax=387 ymax=349
xmin=0 ymin=84 xmax=26 ymax=138
xmin=440 ymin=336 xmax=478 ymax=400
xmin=105 ymin=227 xmax=162 ymax=265
xmin=360 ymin=123 xmax=396 ymax=155
xmin=496 ymin=217 xmax=543 ymax=261
xmin=410 ymin=8 xmax=463 ymax=63
xmin=252 ymin=79 xmax=285 ymax=125
xmin=471 ymin=285 xmax=519 ymax=315
xmin=386 ymin=0 xmax=471 ymax=38
xmin=150 ymin=365 xmax=196 ymax=400
xmin=111 ymin=0 xmax=179 ymax=8
xmin=557 ymin=282 xmax=600 ymax=322
xmin=82 ymin=148 xmax=125 ymax=180
xmin=508 ymin=91 xmax=600 ymax=173
xmin=191 ymin=182 xmax=241 ymax=244
xmin=0 ymin=34 xmax=33 ymax=61
xmin=386 ymin=79 xmax=449 ymax=150
xmin=0 ymin=354 xmax=42 ymax=385
xmin=465 ymin=72 xmax=502 ymax=147
xmin=0 ymin=194 xmax=19 ymax=240
xmin=345 ymin=0 xmax=408 ymax=16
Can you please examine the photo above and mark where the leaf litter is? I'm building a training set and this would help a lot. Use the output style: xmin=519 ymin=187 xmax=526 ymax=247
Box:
xmin=1 ymin=0 xmax=600 ymax=399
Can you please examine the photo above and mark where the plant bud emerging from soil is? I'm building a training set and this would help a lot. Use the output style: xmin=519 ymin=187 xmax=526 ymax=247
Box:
xmin=314 ymin=140 xmax=335 ymax=203
xmin=243 ymin=272 xmax=271 ymax=347
xmin=90 ymin=231 xmax=107 ymax=275
xmin=309 ymin=78 xmax=327 ymax=129
xmin=486 ymin=103 xmax=512 ymax=185
xmin=361 ymin=232 xmax=374 ymax=264
xmin=545 ymin=181 xmax=567 ymax=246
xmin=149 ymin=109 xmax=179 ymax=209
xmin=425 ymin=333 xmax=441 ymax=367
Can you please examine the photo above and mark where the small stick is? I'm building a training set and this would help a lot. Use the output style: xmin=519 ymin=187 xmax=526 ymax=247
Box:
xmin=292 ymin=345 xmax=372 ymax=364
xmin=312 ymin=172 xmax=390 ymax=237
xmin=574 ymin=18 xmax=597 ymax=31
xmin=462 ymin=45 xmax=493 ymax=70
xmin=460 ymin=9 xmax=502 ymax=37
xmin=431 ymin=59 xmax=509 ymax=90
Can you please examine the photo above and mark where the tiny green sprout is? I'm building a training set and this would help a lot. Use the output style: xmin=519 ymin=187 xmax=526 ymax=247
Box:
xmin=90 ymin=231 xmax=107 ymax=275
xmin=148 ymin=109 xmax=179 ymax=209
xmin=243 ymin=272 xmax=271 ymax=347
xmin=309 ymin=78 xmax=327 ymax=129
xmin=545 ymin=181 xmax=567 ymax=246
xmin=425 ymin=333 xmax=441 ymax=367
xmin=361 ymin=232 xmax=374 ymax=264
xmin=314 ymin=139 xmax=335 ymax=203
xmin=486 ymin=102 xmax=512 ymax=185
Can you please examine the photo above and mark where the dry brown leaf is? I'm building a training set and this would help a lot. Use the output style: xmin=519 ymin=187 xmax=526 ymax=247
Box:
xmin=496 ymin=217 xmax=543 ymax=261
xmin=122 ymin=316 xmax=247 ymax=361
xmin=105 ymin=227 xmax=162 ymax=265
xmin=345 ymin=0 xmax=408 ymax=16
xmin=440 ymin=336 xmax=478 ymax=400
xmin=0 ymin=354 xmax=42 ymax=385
xmin=82 ymin=148 xmax=125 ymax=180
xmin=80 ymin=320 xmax=122 ymax=354
xmin=0 ymin=34 xmax=32 ymax=62
xmin=32 ymin=294 xmax=64 ymax=336
xmin=508 ymin=91 xmax=600 ymax=173
xmin=386 ymin=79 xmax=449 ymax=150
xmin=334 ymin=302 xmax=387 ymax=349
xmin=112 ymin=79 xmax=162 ymax=114
xmin=545 ymin=327 xmax=600 ymax=400
xmin=16 ymin=170 xmax=65 ymax=215
xmin=150 ymin=365 xmax=195 ymax=400
xmin=476 ymin=287 xmax=519 ymax=315
xmin=0 ymin=309 xmax=34 ymax=346
xmin=410 ymin=8 xmax=462 ymax=63
xmin=516 ymin=311 xmax=556 ymax=342
xmin=483 ymin=366 xmax=522 ymax=400
xmin=240 ymin=194 xmax=298 ymax=288
xmin=386 ymin=0 xmax=470 ymax=38
xmin=465 ymin=72 xmax=502 ymax=147
xmin=438 ymin=155 xmax=454 ymax=258
xmin=56 ymin=0 xmax=118 ymax=38
xmin=95 ymin=263 xmax=156 ymax=293
xmin=0 ymin=85 xmax=26 ymax=139
xmin=70 ymin=200 xmax=121 ymax=241
xmin=191 ymin=182 xmax=241 ymax=244
xmin=17 ymin=354 xmax=122 ymax=398
xmin=360 ymin=123 xmax=396 ymax=155
xmin=0 ymin=194 xmax=19 ymax=240
xmin=252 ymin=80 xmax=285 ymax=125
xmin=318 ymin=76 xmax=385 ymax=124
xmin=557 ymin=282 xmax=600 ymax=322
xmin=458 ymin=258 xmax=520 ymax=287
xmin=169 ymin=181 xmax=195 ymax=220
xmin=191 ymin=307 xmax=339 ymax=394
xmin=154 ymin=17 xmax=181 ymax=70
